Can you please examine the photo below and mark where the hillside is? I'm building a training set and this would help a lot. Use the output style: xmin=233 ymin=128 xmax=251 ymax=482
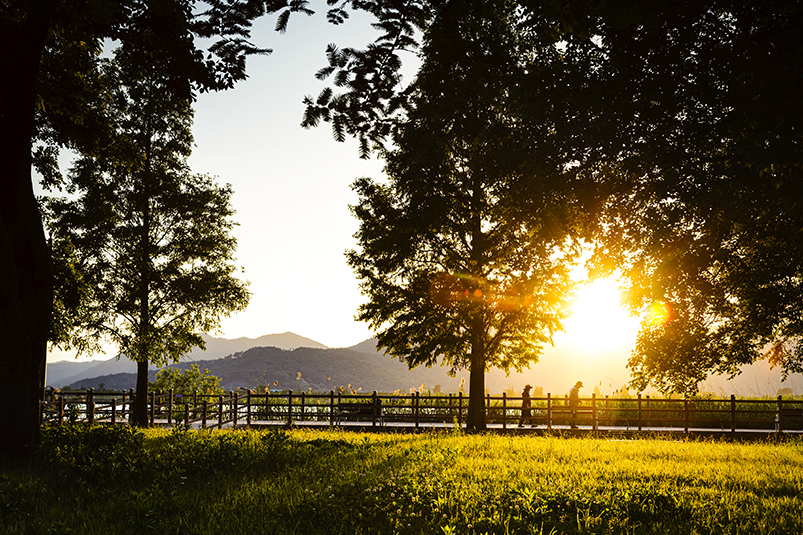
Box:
xmin=51 ymin=333 xmax=803 ymax=397
xmin=47 ymin=332 xmax=326 ymax=388
xmin=60 ymin=345 xmax=469 ymax=393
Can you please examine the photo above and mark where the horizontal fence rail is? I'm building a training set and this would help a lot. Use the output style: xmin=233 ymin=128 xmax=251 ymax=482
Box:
xmin=40 ymin=388 xmax=803 ymax=435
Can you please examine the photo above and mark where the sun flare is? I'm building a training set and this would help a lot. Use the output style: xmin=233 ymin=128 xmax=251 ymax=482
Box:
xmin=558 ymin=278 xmax=640 ymax=354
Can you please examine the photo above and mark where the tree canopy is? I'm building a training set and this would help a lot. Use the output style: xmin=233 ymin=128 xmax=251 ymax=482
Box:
xmin=308 ymin=0 xmax=803 ymax=396
xmin=1 ymin=0 xmax=320 ymax=458
xmin=348 ymin=0 xmax=601 ymax=430
xmin=150 ymin=364 xmax=224 ymax=397
xmin=42 ymin=44 xmax=250 ymax=426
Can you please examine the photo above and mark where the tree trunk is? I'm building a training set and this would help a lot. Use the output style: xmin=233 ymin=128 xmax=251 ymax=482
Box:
xmin=0 ymin=0 xmax=56 ymax=462
xmin=466 ymin=311 xmax=487 ymax=432
xmin=132 ymin=359 xmax=150 ymax=427
xmin=131 ymin=129 xmax=153 ymax=427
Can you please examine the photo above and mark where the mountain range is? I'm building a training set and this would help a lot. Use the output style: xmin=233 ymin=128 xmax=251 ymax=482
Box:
xmin=48 ymin=332 xmax=803 ymax=397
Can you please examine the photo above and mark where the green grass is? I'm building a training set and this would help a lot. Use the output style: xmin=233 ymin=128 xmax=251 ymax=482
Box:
xmin=2 ymin=425 xmax=802 ymax=534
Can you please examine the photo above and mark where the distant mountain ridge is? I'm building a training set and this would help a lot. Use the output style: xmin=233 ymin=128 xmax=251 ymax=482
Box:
xmin=55 ymin=337 xmax=471 ymax=394
xmin=46 ymin=332 xmax=328 ymax=388
xmin=49 ymin=332 xmax=803 ymax=397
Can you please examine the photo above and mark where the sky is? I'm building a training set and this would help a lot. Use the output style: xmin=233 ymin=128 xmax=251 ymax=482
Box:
xmin=43 ymin=7 xmax=643 ymax=371
xmin=182 ymin=11 xmax=643 ymax=354
xmin=39 ymin=7 xmax=803 ymax=397
xmin=185 ymin=11 xmax=388 ymax=349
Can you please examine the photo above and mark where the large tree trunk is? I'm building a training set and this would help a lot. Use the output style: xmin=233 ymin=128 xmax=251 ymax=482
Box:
xmin=0 ymin=0 xmax=55 ymax=462
xmin=132 ymin=359 xmax=150 ymax=426
xmin=466 ymin=311 xmax=487 ymax=432
xmin=131 ymin=136 xmax=152 ymax=428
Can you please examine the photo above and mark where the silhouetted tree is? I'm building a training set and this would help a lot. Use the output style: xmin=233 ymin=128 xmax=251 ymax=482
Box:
xmin=150 ymin=364 xmax=223 ymax=397
xmin=347 ymin=1 xmax=596 ymax=431
xmin=307 ymin=0 xmax=803 ymax=397
xmin=43 ymin=48 xmax=250 ymax=426
xmin=0 ymin=0 xmax=312 ymax=459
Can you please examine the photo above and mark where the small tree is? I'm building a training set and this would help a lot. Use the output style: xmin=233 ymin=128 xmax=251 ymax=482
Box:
xmin=150 ymin=365 xmax=223 ymax=397
xmin=44 ymin=49 xmax=250 ymax=426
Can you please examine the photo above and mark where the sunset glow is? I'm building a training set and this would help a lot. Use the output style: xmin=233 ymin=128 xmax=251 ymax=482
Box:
xmin=558 ymin=278 xmax=640 ymax=354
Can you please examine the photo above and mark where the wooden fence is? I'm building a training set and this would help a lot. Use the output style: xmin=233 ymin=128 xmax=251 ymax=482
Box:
xmin=40 ymin=388 xmax=803 ymax=434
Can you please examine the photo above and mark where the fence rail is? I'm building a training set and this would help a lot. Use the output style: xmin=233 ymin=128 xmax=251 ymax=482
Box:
xmin=40 ymin=388 xmax=803 ymax=434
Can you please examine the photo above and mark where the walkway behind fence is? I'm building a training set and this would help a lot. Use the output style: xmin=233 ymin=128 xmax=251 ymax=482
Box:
xmin=40 ymin=388 xmax=803 ymax=437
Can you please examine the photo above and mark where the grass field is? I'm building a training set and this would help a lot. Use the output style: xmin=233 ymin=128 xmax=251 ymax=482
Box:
xmin=2 ymin=425 xmax=801 ymax=534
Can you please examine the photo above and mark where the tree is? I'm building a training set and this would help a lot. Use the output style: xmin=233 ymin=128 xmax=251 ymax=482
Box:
xmin=43 ymin=47 xmax=251 ymax=426
xmin=0 ymin=0 xmax=316 ymax=459
xmin=150 ymin=364 xmax=223 ymax=397
xmin=537 ymin=0 xmax=803 ymax=395
xmin=306 ymin=0 xmax=803 ymax=396
xmin=347 ymin=1 xmax=594 ymax=431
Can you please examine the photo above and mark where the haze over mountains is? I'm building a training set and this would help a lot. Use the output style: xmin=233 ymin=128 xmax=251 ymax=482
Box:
xmin=48 ymin=332 xmax=802 ymax=397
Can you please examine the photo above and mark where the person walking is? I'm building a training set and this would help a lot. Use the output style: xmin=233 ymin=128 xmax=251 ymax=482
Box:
xmin=569 ymin=381 xmax=583 ymax=429
xmin=518 ymin=384 xmax=536 ymax=428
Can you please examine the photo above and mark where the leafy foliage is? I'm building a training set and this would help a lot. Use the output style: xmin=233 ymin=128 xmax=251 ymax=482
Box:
xmin=43 ymin=48 xmax=251 ymax=369
xmin=304 ymin=0 xmax=803 ymax=396
xmin=347 ymin=1 xmax=601 ymax=431
xmin=150 ymin=364 xmax=224 ymax=396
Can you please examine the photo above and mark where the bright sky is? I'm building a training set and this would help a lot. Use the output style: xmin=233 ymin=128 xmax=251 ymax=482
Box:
xmin=40 ymin=8 xmax=802 ymax=397
xmin=44 ymin=8 xmax=642 ymax=365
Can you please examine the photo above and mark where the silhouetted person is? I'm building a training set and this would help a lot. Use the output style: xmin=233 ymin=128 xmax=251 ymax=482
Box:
xmin=518 ymin=384 xmax=536 ymax=428
xmin=569 ymin=381 xmax=583 ymax=429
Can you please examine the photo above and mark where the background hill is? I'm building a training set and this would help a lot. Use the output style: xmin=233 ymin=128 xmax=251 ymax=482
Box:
xmin=50 ymin=332 xmax=803 ymax=397
xmin=47 ymin=332 xmax=326 ymax=388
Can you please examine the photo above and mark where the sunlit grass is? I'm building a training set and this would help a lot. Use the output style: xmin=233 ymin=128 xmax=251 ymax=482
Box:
xmin=2 ymin=425 xmax=801 ymax=534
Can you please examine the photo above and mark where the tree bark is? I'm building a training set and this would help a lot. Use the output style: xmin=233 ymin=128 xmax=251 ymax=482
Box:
xmin=131 ymin=128 xmax=152 ymax=427
xmin=0 ymin=0 xmax=56 ymax=462
xmin=133 ymin=359 xmax=150 ymax=427
xmin=466 ymin=311 xmax=487 ymax=432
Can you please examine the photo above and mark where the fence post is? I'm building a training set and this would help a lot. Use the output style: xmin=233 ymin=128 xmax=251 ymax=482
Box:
xmin=300 ymin=392 xmax=306 ymax=423
xmin=217 ymin=395 xmax=224 ymax=429
xmin=87 ymin=388 xmax=95 ymax=424
xmin=645 ymin=395 xmax=651 ymax=429
xmin=128 ymin=389 xmax=135 ymax=423
xmin=458 ymin=392 xmax=463 ymax=428
xmin=330 ymin=390 xmax=335 ymax=426
xmin=684 ymin=399 xmax=689 ymax=434
xmin=202 ymin=400 xmax=208 ymax=429
xmin=730 ymin=394 xmax=736 ymax=433
xmin=637 ymin=393 xmax=642 ymax=431
xmin=111 ymin=398 xmax=116 ymax=424
xmin=502 ymin=392 xmax=507 ymax=430
xmin=287 ymin=390 xmax=293 ymax=426
xmin=168 ymin=389 xmax=174 ymax=425
xmin=547 ymin=393 xmax=552 ymax=430
xmin=776 ymin=395 xmax=783 ymax=433
xmin=486 ymin=392 xmax=491 ymax=425
xmin=233 ymin=392 xmax=239 ymax=428
xmin=415 ymin=391 xmax=420 ymax=429
xmin=592 ymin=393 xmax=597 ymax=432
xmin=149 ymin=391 xmax=155 ymax=426
xmin=372 ymin=391 xmax=378 ymax=427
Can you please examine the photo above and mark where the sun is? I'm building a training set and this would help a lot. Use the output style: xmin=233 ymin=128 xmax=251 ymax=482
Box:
xmin=557 ymin=277 xmax=641 ymax=354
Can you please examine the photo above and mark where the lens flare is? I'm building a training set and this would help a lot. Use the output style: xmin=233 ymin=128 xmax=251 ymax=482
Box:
xmin=646 ymin=300 xmax=673 ymax=326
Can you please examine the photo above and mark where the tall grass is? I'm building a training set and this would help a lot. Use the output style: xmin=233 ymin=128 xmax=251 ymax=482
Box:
xmin=2 ymin=424 xmax=801 ymax=534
